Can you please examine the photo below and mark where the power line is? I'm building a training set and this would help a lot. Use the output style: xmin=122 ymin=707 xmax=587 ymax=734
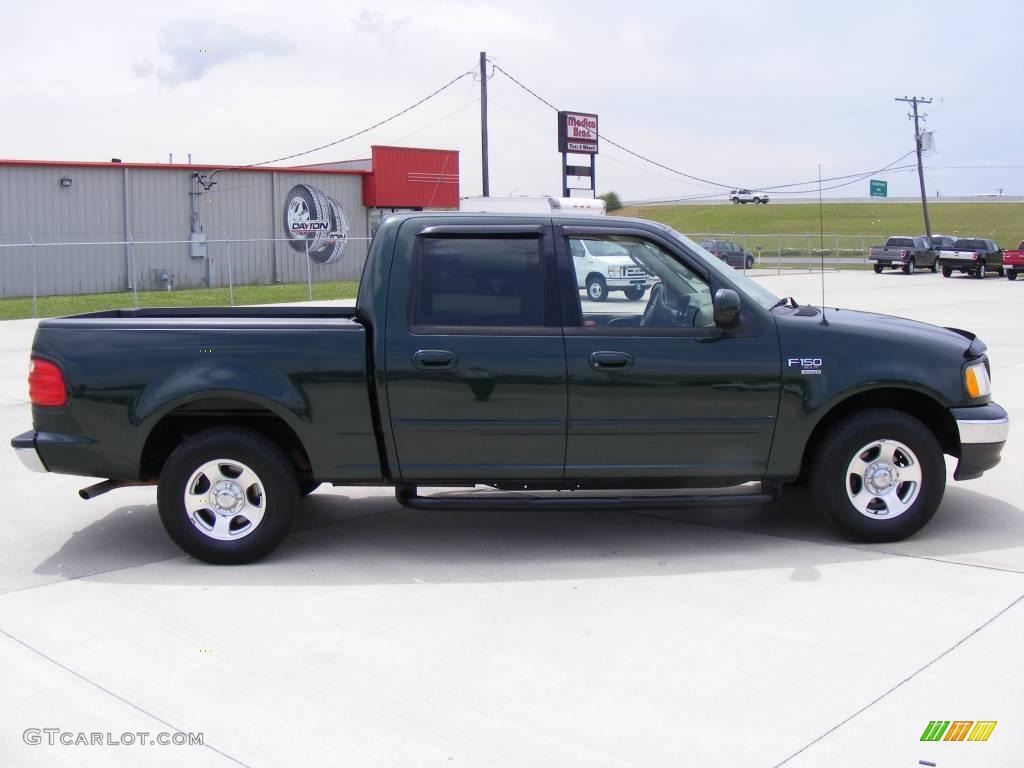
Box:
xmin=200 ymin=67 xmax=477 ymax=184
xmin=489 ymin=60 xmax=924 ymax=197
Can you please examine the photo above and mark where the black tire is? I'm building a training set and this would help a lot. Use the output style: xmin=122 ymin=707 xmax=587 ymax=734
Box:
xmin=941 ymin=266 xmax=952 ymax=278
xmin=996 ymin=266 xmax=1004 ymax=277
xmin=745 ymin=255 xmax=755 ymax=269
xmin=873 ymin=263 xmax=883 ymax=274
xmin=1008 ymin=270 xmax=1018 ymax=281
xmin=808 ymin=408 xmax=945 ymax=543
xmin=586 ymin=275 xmax=608 ymax=302
xmin=299 ymin=480 xmax=321 ymax=497
xmin=902 ymin=257 xmax=914 ymax=275
xmin=623 ymin=286 xmax=645 ymax=301
xmin=731 ymin=198 xmax=739 ymax=204
xmin=974 ymin=267 xmax=985 ymax=279
xmin=930 ymin=260 xmax=938 ymax=273
xmin=157 ymin=428 xmax=299 ymax=564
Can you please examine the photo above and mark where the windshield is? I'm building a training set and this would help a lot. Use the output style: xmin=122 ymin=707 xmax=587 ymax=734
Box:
xmin=583 ymin=239 xmax=630 ymax=257
xmin=662 ymin=228 xmax=781 ymax=310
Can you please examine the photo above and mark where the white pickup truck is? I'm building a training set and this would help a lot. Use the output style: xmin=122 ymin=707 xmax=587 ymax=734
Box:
xmin=571 ymin=238 xmax=654 ymax=301
xmin=729 ymin=189 xmax=769 ymax=204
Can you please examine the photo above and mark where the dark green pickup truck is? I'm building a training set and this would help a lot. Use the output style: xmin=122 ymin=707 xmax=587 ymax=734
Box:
xmin=12 ymin=213 xmax=1009 ymax=563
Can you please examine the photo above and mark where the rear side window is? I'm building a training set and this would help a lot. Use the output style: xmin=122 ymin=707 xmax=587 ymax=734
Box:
xmin=954 ymin=239 xmax=985 ymax=250
xmin=414 ymin=236 xmax=544 ymax=327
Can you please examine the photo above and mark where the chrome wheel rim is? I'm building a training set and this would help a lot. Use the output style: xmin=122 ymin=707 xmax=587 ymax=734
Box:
xmin=589 ymin=282 xmax=603 ymax=299
xmin=846 ymin=439 xmax=922 ymax=520
xmin=184 ymin=459 xmax=266 ymax=540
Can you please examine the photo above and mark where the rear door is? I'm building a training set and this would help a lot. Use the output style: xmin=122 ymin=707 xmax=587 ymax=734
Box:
xmin=557 ymin=225 xmax=781 ymax=482
xmin=384 ymin=221 xmax=567 ymax=482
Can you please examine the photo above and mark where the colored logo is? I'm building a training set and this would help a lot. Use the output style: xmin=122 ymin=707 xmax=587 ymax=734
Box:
xmin=920 ymin=720 xmax=997 ymax=742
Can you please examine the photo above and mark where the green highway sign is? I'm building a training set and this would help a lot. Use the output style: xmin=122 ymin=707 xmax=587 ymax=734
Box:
xmin=870 ymin=179 xmax=888 ymax=198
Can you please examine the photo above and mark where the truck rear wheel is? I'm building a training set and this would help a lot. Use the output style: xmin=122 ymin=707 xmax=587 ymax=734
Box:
xmin=157 ymin=428 xmax=299 ymax=564
xmin=808 ymin=408 xmax=944 ymax=542
xmin=624 ymin=286 xmax=645 ymax=301
xmin=902 ymin=258 xmax=915 ymax=275
xmin=1008 ymin=270 xmax=1018 ymax=281
xmin=873 ymin=263 xmax=883 ymax=274
xmin=941 ymin=266 xmax=952 ymax=278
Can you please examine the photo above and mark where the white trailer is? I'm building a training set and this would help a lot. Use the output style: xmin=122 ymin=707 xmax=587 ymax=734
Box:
xmin=459 ymin=196 xmax=606 ymax=215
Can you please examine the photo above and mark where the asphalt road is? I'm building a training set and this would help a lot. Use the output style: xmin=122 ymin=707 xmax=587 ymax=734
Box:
xmin=0 ymin=270 xmax=1021 ymax=767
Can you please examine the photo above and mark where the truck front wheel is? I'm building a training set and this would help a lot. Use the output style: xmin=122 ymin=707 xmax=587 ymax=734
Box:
xmin=586 ymin=275 xmax=608 ymax=301
xmin=157 ymin=428 xmax=299 ymax=564
xmin=808 ymin=408 xmax=944 ymax=542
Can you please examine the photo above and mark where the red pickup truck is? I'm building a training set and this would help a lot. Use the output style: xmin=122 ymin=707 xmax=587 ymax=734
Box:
xmin=1004 ymin=241 xmax=1024 ymax=281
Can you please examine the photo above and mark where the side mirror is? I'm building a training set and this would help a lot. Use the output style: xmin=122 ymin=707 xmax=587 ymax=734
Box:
xmin=713 ymin=288 xmax=741 ymax=328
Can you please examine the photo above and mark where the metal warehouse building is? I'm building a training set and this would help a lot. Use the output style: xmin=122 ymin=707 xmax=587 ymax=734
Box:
xmin=0 ymin=145 xmax=459 ymax=298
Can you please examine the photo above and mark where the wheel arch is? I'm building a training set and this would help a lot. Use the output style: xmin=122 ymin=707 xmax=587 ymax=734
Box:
xmin=799 ymin=387 xmax=959 ymax=476
xmin=139 ymin=395 xmax=313 ymax=482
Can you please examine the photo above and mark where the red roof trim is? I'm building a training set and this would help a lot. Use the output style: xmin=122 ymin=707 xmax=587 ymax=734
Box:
xmin=0 ymin=158 xmax=369 ymax=175
xmin=370 ymin=145 xmax=458 ymax=155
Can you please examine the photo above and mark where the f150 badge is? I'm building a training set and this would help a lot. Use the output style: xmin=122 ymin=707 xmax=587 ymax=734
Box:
xmin=788 ymin=358 xmax=823 ymax=375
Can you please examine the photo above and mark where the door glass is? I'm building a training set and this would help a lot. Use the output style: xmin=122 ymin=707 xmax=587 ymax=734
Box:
xmin=567 ymin=236 xmax=714 ymax=328
xmin=414 ymin=237 xmax=544 ymax=327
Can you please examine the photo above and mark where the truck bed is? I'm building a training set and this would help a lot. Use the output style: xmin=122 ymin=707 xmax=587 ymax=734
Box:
xmin=29 ymin=306 xmax=379 ymax=483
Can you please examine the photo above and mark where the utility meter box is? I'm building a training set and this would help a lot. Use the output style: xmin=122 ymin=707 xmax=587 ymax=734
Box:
xmin=189 ymin=232 xmax=207 ymax=259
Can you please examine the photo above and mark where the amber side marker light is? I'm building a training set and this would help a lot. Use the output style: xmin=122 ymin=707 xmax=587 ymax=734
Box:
xmin=29 ymin=358 xmax=67 ymax=407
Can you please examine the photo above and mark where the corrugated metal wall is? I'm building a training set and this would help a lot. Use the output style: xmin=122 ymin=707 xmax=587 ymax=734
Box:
xmin=0 ymin=165 xmax=368 ymax=298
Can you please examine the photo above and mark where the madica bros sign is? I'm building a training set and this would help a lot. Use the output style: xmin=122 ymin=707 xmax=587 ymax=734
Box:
xmin=558 ymin=111 xmax=599 ymax=155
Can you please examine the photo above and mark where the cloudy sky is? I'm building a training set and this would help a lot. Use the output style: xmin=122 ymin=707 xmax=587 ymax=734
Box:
xmin=2 ymin=0 xmax=1021 ymax=200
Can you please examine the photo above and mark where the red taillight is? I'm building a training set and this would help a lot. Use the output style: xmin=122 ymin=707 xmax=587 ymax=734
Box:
xmin=900 ymin=249 xmax=908 ymax=257
xmin=29 ymin=358 xmax=66 ymax=407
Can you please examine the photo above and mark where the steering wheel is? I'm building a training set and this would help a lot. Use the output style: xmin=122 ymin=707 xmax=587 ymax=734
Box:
xmin=641 ymin=282 xmax=695 ymax=326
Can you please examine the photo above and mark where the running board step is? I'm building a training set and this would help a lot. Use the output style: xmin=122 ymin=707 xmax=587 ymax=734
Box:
xmin=395 ymin=484 xmax=780 ymax=511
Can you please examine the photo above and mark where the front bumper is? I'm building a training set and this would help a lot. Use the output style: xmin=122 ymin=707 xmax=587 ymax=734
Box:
xmin=952 ymin=403 xmax=1008 ymax=480
xmin=11 ymin=430 xmax=48 ymax=473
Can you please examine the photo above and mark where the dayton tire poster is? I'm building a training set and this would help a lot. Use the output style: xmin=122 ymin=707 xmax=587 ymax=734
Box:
xmin=283 ymin=183 xmax=350 ymax=265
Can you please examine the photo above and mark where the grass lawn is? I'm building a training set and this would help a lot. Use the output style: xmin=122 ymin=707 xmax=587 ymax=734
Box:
xmin=617 ymin=202 xmax=1024 ymax=244
xmin=0 ymin=280 xmax=360 ymax=321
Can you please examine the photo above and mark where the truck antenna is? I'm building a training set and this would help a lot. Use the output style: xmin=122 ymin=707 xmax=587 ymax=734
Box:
xmin=818 ymin=163 xmax=828 ymax=326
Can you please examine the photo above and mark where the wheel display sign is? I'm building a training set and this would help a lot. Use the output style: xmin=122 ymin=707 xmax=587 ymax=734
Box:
xmin=283 ymin=183 xmax=350 ymax=264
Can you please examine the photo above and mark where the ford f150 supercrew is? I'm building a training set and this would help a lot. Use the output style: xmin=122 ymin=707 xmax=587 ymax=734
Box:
xmin=11 ymin=213 xmax=1009 ymax=563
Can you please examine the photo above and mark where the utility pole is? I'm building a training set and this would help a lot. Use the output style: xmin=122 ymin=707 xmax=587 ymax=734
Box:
xmin=480 ymin=51 xmax=490 ymax=197
xmin=895 ymin=96 xmax=933 ymax=241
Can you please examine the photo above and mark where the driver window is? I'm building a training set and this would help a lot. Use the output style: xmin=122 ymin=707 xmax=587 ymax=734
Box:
xmin=567 ymin=236 xmax=715 ymax=329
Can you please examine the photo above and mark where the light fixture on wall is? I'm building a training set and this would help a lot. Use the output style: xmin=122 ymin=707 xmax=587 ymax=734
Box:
xmin=59 ymin=177 xmax=72 ymax=188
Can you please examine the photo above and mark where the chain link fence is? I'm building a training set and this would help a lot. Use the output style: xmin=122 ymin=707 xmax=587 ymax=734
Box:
xmin=0 ymin=236 xmax=371 ymax=317
xmin=686 ymin=233 xmax=882 ymax=273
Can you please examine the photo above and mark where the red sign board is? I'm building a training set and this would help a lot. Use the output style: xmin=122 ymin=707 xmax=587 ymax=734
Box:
xmin=558 ymin=111 xmax=599 ymax=154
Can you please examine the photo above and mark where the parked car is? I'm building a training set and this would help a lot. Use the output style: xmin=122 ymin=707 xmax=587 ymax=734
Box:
xmin=1003 ymin=241 xmax=1024 ymax=281
xmin=868 ymin=236 xmax=939 ymax=274
xmin=938 ymin=238 xmax=1004 ymax=278
xmin=699 ymin=239 xmax=756 ymax=269
xmin=929 ymin=235 xmax=956 ymax=251
xmin=729 ymin=189 xmax=769 ymax=204
xmin=571 ymin=238 xmax=654 ymax=301
xmin=12 ymin=212 xmax=1008 ymax=563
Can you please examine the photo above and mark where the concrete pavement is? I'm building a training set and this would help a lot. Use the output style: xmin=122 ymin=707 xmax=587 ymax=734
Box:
xmin=0 ymin=270 xmax=1021 ymax=767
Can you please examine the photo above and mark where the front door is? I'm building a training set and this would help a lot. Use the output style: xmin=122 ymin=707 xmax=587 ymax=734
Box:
xmin=385 ymin=222 xmax=567 ymax=482
xmin=558 ymin=227 xmax=781 ymax=482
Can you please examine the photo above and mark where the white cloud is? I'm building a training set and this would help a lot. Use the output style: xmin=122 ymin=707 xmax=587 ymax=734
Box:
xmin=134 ymin=18 xmax=294 ymax=86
